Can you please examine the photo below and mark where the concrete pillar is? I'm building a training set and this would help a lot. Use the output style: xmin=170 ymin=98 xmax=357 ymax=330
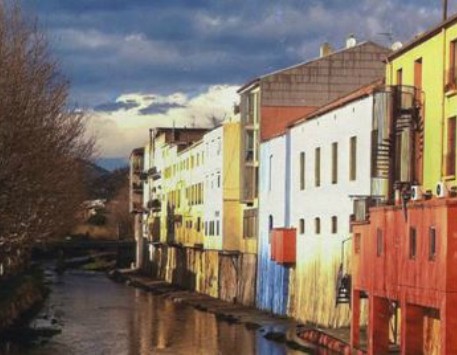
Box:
xmin=134 ymin=214 xmax=144 ymax=269
xmin=368 ymin=295 xmax=390 ymax=355
xmin=441 ymin=294 xmax=457 ymax=354
xmin=351 ymin=289 xmax=361 ymax=349
xmin=401 ymin=302 xmax=424 ymax=354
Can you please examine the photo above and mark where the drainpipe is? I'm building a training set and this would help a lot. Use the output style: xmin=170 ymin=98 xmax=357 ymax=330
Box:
xmin=441 ymin=26 xmax=447 ymax=179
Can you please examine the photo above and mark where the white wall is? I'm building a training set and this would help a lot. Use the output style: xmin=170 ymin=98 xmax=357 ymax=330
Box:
xmin=203 ymin=126 xmax=223 ymax=249
xmin=288 ymin=94 xmax=374 ymax=326
xmin=289 ymin=95 xmax=373 ymax=238
xmin=259 ymin=135 xmax=287 ymax=235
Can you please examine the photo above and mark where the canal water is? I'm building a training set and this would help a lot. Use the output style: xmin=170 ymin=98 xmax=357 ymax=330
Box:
xmin=2 ymin=270 xmax=308 ymax=355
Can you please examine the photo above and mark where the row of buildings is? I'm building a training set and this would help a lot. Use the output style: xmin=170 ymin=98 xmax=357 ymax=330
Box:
xmin=129 ymin=13 xmax=457 ymax=354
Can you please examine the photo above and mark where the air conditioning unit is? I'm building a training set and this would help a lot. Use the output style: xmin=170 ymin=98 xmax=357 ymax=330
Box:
xmin=410 ymin=185 xmax=422 ymax=201
xmin=436 ymin=181 xmax=448 ymax=198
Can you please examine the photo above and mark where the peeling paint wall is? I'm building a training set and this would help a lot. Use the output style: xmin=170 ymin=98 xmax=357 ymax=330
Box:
xmin=257 ymin=135 xmax=290 ymax=315
xmin=144 ymin=244 xmax=256 ymax=306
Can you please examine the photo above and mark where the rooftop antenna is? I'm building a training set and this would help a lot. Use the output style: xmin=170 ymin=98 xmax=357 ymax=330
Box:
xmin=377 ymin=32 xmax=394 ymax=43
xmin=443 ymin=0 xmax=448 ymax=21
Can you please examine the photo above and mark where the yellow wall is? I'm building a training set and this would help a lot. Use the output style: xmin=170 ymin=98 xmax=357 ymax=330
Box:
xmin=224 ymin=123 xmax=257 ymax=254
xmin=387 ymin=23 xmax=457 ymax=189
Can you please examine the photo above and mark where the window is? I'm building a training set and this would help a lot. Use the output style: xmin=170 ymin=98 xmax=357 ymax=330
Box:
xmin=243 ymin=209 xmax=258 ymax=238
xmin=331 ymin=216 xmax=337 ymax=234
xmin=331 ymin=142 xmax=338 ymax=184
xmin=216 ymin=220 xmax=220 ymax=236
xmin=217 ymin=138 xmax=222 ymax=155
xmin=414 ymin=58 xmax=422 ymax=92
xmin=315 ymin=217 xmax=321 ymax=234
xmin=396 ymin=68 xmax=403 ymax=86
xmin=409 ymin=227 xmax=417 ymax=259
xmin=197 ymin=217 xmax=201 ymax=232
xmin=246 ymin=131 xmax=255 ymax=162
xmin=269 ymin=215 xmax=273 ymax=231
xmin=376 ymin=228 xmax=383 ymax=256
xmin=354 ymin=233 xmax=361 ymax=254
xmin=217 ymin=174 xmax=221 ymax=188
xmin=449 ymin=40 xmax=457 ymax=88
xmin=315 ymin=148 xmax=321 ymax=187
xmin=300 ymin=152 xmax=305 ymax=190
xmin=429 ymin=226 xmax=437 ymax=260
xmin=349 ymin=136 xmax=357 ymax=181
xmin=299 ymin=219 xmax=305 ymax=234
xmin=447 ymin=117 xmax=456 ymax=176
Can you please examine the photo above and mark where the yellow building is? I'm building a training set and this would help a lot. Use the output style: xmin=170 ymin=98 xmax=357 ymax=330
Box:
xmin=202 ymin=122 xmax=256 ymax=254
xmin=386 ymin=13 xmax=457 ymax=191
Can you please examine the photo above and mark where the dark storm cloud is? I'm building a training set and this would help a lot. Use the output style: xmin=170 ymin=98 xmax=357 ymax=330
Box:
xmin=23 ymin=0 xmax=452 ymax=107
xmin=139 ymin=103 xmax=186 ymax=115
xmin=93 ymin=99 xmax=140 ymax=113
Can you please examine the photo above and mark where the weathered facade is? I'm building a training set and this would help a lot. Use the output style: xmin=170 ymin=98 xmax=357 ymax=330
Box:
xmin=131 ymin=123 xmax=258 ymax=306
xmin=257 ymin=134 xmax=291 ymax=315
xmin=129 ymin=147 xmax=145 ymax=268
xmin=239 ymin=40 xmax=390 ymax=270
xmin=351 ymin=14 xmax=457 ymax=355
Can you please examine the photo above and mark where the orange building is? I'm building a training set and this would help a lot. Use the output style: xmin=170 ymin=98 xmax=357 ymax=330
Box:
xmin=351 ymin=12 xmax=457 ymax=355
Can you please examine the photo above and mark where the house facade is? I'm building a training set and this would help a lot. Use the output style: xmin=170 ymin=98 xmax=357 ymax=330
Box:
xmin=240 ymin=41 xmax=390 ymax=295
xmin=351 ymin=14 xmax=457 ymax=355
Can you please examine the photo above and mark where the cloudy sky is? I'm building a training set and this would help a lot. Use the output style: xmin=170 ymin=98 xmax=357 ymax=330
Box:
xmin=22 ymin=0 xmax=454 ymax=168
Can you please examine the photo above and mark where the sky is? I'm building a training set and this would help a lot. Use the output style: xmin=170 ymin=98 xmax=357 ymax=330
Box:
xmin=22 ymin=0 xmax=456 ymax=168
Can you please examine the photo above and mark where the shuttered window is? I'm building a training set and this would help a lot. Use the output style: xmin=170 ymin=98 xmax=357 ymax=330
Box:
xmin=409 ymin=227 xmax=417 ymax=259
xmin=332 ymin=142 xmax=338 ymax=184
xmin=349 ymin=136 xmax=357 ymax=181
xmin=315 ymin=148 xmax=321 ymax=187
xmin=447 ymin=117 xmax=456 ymax=176
xmin=300 ymin=152 xmax=305 ymax=190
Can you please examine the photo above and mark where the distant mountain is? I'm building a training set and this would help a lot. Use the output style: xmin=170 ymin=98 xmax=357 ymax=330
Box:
xmin=79 ymin=160 xmax=128 ymax=200
xmin=96 ymin=157 xmax=128 ymax=171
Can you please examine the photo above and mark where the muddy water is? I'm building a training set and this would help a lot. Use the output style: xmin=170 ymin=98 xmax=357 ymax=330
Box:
xmin=1 ymin=270 xmax=307 ymax=355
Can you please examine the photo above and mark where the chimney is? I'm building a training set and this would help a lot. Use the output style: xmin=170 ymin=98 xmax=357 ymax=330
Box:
xmin=346 ymin=34 xmax=357 ymax=48
xmin=320 ymin=42 xmax=333 ymax=57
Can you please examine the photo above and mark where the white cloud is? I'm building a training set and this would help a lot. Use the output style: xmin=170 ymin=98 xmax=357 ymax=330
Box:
xmin=87 ymin=84 xmax=239 ymax=158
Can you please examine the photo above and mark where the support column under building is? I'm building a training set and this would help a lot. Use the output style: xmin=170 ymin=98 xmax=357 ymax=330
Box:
xmin=368 ymin=295 xmax=390 ymax=355
xmin=351 ymin=289 xmax=362 ymax=350
xmin=441 ymin=294 xmax=457 ymax=354
xmin=401 ymin=302 xmax=424 ymax=354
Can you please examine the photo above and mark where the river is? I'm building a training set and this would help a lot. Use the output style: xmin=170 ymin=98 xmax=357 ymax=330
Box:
xmin=1 ymin=269 xmax=308 ymax=355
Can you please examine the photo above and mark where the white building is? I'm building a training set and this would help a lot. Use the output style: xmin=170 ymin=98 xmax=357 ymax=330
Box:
xmin=257 ymin=133 xmax=291 ymax=314
xmin=203 ymin=125 xmax=223 ymax=250
xmin=287 ymin=81 xmax=388 ymax=326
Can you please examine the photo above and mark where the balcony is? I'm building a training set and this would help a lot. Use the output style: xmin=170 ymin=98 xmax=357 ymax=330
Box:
xmin=147 ymin=199 xmax=161 ymax=212
xmin=132 ymin=182 xmax=143 ymax=194
xmin=149 ymin=217 xmax=161 ymax=242
xmin=148 ymin=166 xmax=161 ymax=181
xmin=270 ymin=228 xmax=296 ymax=264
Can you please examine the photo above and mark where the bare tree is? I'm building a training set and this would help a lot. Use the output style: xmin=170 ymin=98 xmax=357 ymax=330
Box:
xmin=0 ymin=2 xmax=95 ymax=273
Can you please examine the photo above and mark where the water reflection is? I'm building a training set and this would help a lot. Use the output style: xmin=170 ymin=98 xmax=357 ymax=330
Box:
xmin=1 ymin=270 xmax=306 ymax=355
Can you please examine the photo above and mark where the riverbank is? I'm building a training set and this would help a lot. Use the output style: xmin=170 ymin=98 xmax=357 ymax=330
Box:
xmin=111 ymin=269 xmax=356 ymax=354
xmin=0 ymin=266 xmax=49 ymax=334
